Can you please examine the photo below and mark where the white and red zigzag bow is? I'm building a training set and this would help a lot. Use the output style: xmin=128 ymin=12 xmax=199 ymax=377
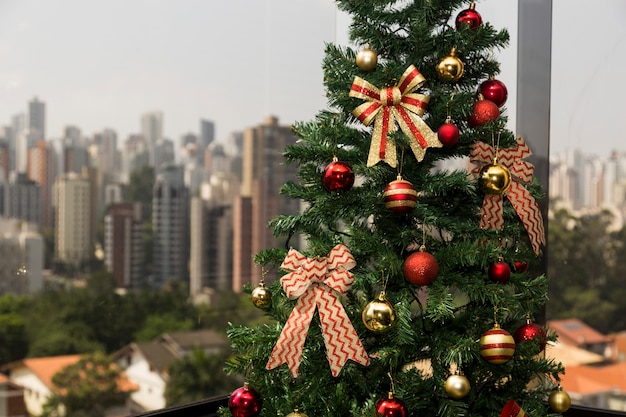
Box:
xmin=470 ymin=137 xmax=546 ymax=255
xmin=349 ymin=65 xmax=442 ymax=168
xmin=266 ymin=244 xmax=370 ymax=377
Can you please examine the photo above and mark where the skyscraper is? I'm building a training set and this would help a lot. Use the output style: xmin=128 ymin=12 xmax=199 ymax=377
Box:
xmin=104 ymin=202 xmax=144 ymax=289
xmin=55 ymin=172 xmax=91 ymax=267
xmin=27 ymin=140 xmax=57 ymax=230
xmin=152 ymin=164 xmax=189 ymax=288
xmin=232 ymin=116 xmax=299 ymax=290
xmin=141 ymin=111 xmax=163 ymax=166
xmin=28 ymin=97 xmax=45 ymax=142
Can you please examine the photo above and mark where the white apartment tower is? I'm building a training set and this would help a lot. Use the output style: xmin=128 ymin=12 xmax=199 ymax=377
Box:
xmin=55 ymin=172 xmax=91 ymax=266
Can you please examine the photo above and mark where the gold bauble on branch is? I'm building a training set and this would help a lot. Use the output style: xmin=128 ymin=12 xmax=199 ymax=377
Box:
xmin=478 ymin=162 xmax=511 ymax=195
xmin=549 ymin=385 xmax=571 ymax=413
xmin=436 ymin=47 xmax=464 ymax=82
xmin=251 ymin=281 xmax=272 ymax=309
xmin=445 ymin=374 xmax=471 ymax=399
xmin=286 ymin=407 xmax=309 ymax=417
xmin=356 ymin=44 xmax=378 ymax=72
xmin=362 ymin=291 xmax=396 ymax=333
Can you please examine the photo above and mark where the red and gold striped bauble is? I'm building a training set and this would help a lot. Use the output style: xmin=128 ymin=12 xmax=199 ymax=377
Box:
xmin=479 ymin=324 xmax=515 ymax=364
xmin=383 ymin=176 xmax=417 ymax=213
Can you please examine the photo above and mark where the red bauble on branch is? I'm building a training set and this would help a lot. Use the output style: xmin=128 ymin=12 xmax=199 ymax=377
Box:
xmin=322 ymin=157 xmax=355 ymax=192
xmin=488 ymin=259 xmax=511 ymax=283
xmin=479 ymin=77 xmax=508 ymax=108
xmin=437 ymin=117 xmax=460 ymax=147
xmin=376 ymin=392 xmax=408 ymax=417
xmin=514 ymin=316 xmax=547 ymax=352
xmin=228 ymin=382 xmax=262 ymax=417
xmin=455 ymin=2 xmax=483 ymax=30
xmin=468 ymin=96 xmax=500 ymax=127
xmin=512 ymin=259 xmax=529 ymax=273
xmin=404 ymin=245 xmax=439 ymax=286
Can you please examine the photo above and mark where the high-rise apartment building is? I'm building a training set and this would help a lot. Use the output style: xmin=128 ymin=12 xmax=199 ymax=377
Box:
xmin=122 ymin=134 xmax=149 ymax=182
xmin=152 ymin=165 xmax=189 ymax=288
xmin=190 ymin=172 xmax=239 ymax=303
xmin=5 ymin=173 xmax=41 ymax=226
xmin=0 ymin=139 xmax=9 ymax=181
xmin=104 ymin=202 xmax=144 ymax=289
xmin=0 ymin=219 xmax=44 ymax=295
xmin=28 ymin=97 xmax=46 ymax=142
xmin=141 ymin=111 xmax=163 ymax=167
xmin=232 ymin=116 xmax=299 ymax=291
xmin=55 ymin=172 xmax=91 ymax=267
xmin=27 ymin=140 xmax=57 ymax=230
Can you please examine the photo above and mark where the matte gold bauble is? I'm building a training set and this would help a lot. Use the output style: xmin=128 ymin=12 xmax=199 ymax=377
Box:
xmin=436 ymin=48 xmax=464 ymax=82
xmin=286 ymin=407 xmax=309 ymax=417
xmin=549 ymin=386 xmax=571 ymax=413
xmin=362 ymin=291 xmax=396 ymax=333
xmin=478 ymin=162 xmax=511 ymax=195
xmin=251 ymin=281 xmax=272 ymax=309
xmin=356 ymin=45 xmax=378 ymax=72
xmin=445 ymin=374 xmax=471 ymax=399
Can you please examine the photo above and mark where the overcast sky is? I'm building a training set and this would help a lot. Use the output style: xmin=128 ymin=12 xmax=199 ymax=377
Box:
xmin=0 ymin=0 xmax=624 ymax=158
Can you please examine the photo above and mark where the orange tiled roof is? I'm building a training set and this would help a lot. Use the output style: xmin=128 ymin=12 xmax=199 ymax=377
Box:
xmin=561 ymin=362 xmax=626 ymax=395
xmin=548 ymin=319 xmax=611 ymax=346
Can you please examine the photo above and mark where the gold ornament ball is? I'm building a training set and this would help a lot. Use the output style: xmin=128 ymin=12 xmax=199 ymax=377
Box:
xmin=445 ymin=374 xmax=471 ymax=399
xmin=549 ymin=386 xmax=571 ymax=413
xmin=286 ymin=408 xmax=309 ymax=417
xmin=251 ymin=282 xmax=272 ymax=309
xmin=478 ymin=163 xmax=511 ymax=195
xmin=356 ymin=45 xmax=378 ymax=72
xmin=437 ymin=48 xmax=464 ymax=82
xmin=362 ymin=292 xmax=396 ymax=333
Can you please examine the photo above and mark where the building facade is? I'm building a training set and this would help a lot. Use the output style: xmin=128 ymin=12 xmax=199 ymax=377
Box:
xmin=104 ymin=202 xmax=144 ymax=289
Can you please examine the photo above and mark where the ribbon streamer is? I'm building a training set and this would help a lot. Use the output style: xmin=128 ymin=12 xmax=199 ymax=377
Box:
xmin=350 ymin=65 xmax=442 ymax=167
xmin=470 ymin=137 xmax=546 ymax=255
xmin=266 ymin=244 xmax=370 ymax=377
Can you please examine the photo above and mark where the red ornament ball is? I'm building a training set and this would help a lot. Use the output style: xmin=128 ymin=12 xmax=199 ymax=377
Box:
xmin=404 ymin=249 xmax=439 ymax=286
xmin=376 ymin=392 xmax=408 ymax=417
xmin=512 ymin=260 xmax=529 ymax=273
xmin=383 ymin=177 xmax=417 ymax=213
xmin=228 ymin=382 xmax=262 ymax=417
xmin=488 ymin=260 xmax=511 ymax=283
xmin=479 ymin=78 xmax=508 ymax=108
xmin=514 ymin=320 xmax=547 ymax=352
xmin=322 ymin=159 xmax=355 ymax=192
xmin=455 ymin=2 xmax=482 ymax=30
xmin=437 ymin=120 xmax=460 ymax=147
xmin=468 ymin=99 xmax=500 ymax=127
xmin=479 ymin=325 xmax=515 ymax=364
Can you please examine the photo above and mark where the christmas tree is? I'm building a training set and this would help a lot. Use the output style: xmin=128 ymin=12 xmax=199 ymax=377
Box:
xmin=222 ymin=1 xmax=567 ymax=416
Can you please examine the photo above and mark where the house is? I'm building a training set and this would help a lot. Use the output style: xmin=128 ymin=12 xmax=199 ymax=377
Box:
xmin=559 ymin=362 xmax=626 ymax=411
xmin=0 ymin=374 xmax=27 ymax=417
xmin=1 ymin=354 xmax=137 ymax=417
xmin=113 ymin=329 xmax=230 ymax=412
xmin=548 ymin=318 xmax=614 ymax=360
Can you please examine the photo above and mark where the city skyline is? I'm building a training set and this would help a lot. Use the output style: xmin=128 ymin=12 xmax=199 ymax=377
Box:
xmin=0 ymin=1 xmax=624 ymax=157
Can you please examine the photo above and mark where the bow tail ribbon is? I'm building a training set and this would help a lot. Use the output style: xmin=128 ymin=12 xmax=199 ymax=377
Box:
xmin=369 ymin=106 xmax=397 ymax=167
xmin=394 ymin=105 xmax=441 ymax=162
xmin=266 ymin=289 xmax=317 ymax=378
xmin=506 ymin=181 xmax=546 ymax=255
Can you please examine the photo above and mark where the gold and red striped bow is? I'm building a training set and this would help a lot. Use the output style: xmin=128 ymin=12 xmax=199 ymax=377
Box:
xmin=470 ymin=137 xmax=546 ymax=255
xmin=266 ymin=244 xmax=370 ymax=377
xmin=349 ymin=65 xmax=442 ymax=167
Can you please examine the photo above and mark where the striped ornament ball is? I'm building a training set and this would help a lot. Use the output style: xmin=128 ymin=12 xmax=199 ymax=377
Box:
xmin=479 ymin=324 xmax=515 ymax=364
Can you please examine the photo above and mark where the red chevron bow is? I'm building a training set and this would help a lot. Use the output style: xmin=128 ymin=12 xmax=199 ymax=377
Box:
xmin=266 ymin=244 xmax=370 ymax=377
xmin=349 ymin=65 xmax=442 ymax=168
xmin=470 ymin=137 xmax=546 ymax=255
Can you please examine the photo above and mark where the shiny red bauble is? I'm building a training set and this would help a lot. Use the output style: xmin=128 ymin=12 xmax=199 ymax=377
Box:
xmin=468 ymin=98 xmax=500 ymax=127
xmin=322 ymin=159 xmax=355 ymax=192
xmin=383 ymin=177 xmax=417 ymax=214
xmin=514 ymin=319 xmax=547 ymax=352
xmin=437 ymin=120 xmax=460 ymax=147
xmin=228 ymin=382 xmax=262 ymax=417
xmin=376 ymin=392 xmax=408 ymax=417
xmin=455 ymin=2 xmax=482 ymax=30
xmin=479 ymin=78 xmax=508 ymax=108
xmin=488 ymin=260 xmax=511 ymax=283
xmin=404 ymin=249 xmax=439 ymax=286
xmin=512 ymin=260 xmax=529 ymax=273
